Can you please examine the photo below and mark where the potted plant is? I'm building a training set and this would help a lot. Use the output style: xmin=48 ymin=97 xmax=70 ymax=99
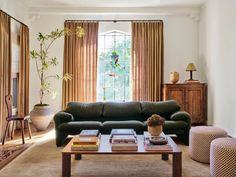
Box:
xmin=30 ymin=27 xmax=85 ymax=131
xmin=147 ymin=114 xmax=165 ymax=136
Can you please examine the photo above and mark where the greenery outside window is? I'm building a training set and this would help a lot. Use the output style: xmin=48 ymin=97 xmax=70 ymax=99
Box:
xmin=97 ymin=30 xmax=131 ymax=101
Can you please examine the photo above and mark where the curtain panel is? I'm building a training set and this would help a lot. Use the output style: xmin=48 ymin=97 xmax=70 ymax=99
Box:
xmin=0 ymin=11 xmax=11 ymax=140
xmin=131 ymin=21 xmax=164 ymax=101
xmin=62 ymin=21 xmax=99 ymax=109
xmin=18 ymin=24 xmax=30 ymax=116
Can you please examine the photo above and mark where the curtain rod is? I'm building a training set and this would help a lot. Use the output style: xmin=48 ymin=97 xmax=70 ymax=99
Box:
xmin=0 ymin=9 xmax=28 ymax=27
xmin=65 ymin=19 xmax=162 ymax=23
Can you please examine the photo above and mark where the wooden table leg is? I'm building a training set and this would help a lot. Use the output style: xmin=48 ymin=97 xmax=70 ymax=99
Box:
xmin=173 ymin=152 xmax=182 ymax=177
xmin=162 ymin=153 xmax=169 ymax=161
xmin=75 ymin=154 xmax=81 ymax=160
xmin=62 ymin=153 xmax=71 ymax=177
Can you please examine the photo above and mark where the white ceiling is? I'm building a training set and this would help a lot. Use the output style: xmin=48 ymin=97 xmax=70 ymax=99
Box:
xmin=23 ymin=0 xmax=207 ymax=8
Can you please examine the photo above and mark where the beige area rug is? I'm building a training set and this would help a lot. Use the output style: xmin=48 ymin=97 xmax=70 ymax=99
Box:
xmin=0 ymin=143 xmax=32 ymax=170
xmin=0 ymin=130 xmax=210 ymax=177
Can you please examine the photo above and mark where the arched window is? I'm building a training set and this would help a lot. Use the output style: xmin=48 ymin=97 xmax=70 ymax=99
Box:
xmin=97 ymin=30 xmax=131 ymax=101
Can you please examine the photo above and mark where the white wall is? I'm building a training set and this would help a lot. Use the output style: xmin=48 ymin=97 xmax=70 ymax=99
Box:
xmin=99 ymin=22 xmax=131 ymax=34
xmin=29 ymin=14 xmax=200 ymax=113
xmin=0 ymin=0 xmax=29 ymax=25
xmin=199 ymin=0 xmax=236 ymax=137
xmin=164 ymin=15 xmax=199 ymax=83
xmin=0 ymin=0 xmax=29 ymax=72
xmin=29 ymin=16 xmax=65 ymax=112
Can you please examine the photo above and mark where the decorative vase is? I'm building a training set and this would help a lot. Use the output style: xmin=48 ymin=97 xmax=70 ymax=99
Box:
xmin=148 ymin=125 xmax=163 ymax=136
xmin=30 ymin=104 xmax=54 ymax=131
xmin=170 ymin=72 xmax=179 ymax=84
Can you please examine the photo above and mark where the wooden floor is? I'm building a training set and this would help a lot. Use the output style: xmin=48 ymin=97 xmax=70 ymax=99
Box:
xmin=1 ymin=122 xmax=55 ymax=145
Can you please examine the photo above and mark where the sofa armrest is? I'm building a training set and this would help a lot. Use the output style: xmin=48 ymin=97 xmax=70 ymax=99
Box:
xmin=170 ymin=111 xmax=191 ymax=128
xmin=54 ymin=112 xmax=74 ymax=128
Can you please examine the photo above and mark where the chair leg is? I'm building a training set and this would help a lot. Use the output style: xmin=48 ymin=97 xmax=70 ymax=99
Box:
xmin=2 ymin=121 xmax=10 ymax=145
xmin=27 ymin=120 xmax=32 ymax=139
xmin=20 ymin=120 xmax=25 ymax=144
xmin=11 ymin=121 xmax=15 ymax=140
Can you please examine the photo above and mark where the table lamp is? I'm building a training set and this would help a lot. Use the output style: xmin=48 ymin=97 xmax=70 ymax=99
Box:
xmin=186 ymin=63 xmax=196 ymax=80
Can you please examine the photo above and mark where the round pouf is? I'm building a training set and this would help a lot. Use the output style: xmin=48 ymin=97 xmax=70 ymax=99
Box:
xmin=189 ymin=126 xmax=227 ymax=163
xmin=210 ymin=138 xmax=236 ymax=177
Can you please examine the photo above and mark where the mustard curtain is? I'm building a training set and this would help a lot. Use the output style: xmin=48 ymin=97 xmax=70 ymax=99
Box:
xmin=131 ymin=21 xmax=164 ymax=101
xmin=62 ymin=21 xmax=99 ymax=109
xmin=0 ymin=11 xmax=11 ymax=140
xmin=18 ymin=24 xmax=30 ymax=116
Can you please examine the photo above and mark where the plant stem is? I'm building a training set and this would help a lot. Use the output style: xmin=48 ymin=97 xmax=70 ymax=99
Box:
xmin=46 ymin=38 xmax=57 ymax=54
xmin=35 ymin=58 xmax=41 ymax=80
xmin=40 ymin=43 xmax=44 ymax=104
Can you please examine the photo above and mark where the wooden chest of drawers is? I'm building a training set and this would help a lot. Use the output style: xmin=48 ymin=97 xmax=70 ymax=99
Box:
xmin=163 ymin=83 xmax=207 ymax=124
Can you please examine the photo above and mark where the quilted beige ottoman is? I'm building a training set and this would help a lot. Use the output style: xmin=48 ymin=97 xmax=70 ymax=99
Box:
xmin=210 ymin=137 xmax=236 ymax=177
xmin=189 ymin=126 xmax=227 ymax=163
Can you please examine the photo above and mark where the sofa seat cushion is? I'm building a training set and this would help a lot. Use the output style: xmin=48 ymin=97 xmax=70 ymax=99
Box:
xmin=164 ymin=129 xmax=185 ymax=135
xmin=144 ymin=120 xmax=188 ymax=130
xmin=164 ymin=121 xmax=188 ymax=130
xmin=58 ymin=121 xmax=103 ymax=134
xmin=102 ymin=121 xmax=145 ymax=134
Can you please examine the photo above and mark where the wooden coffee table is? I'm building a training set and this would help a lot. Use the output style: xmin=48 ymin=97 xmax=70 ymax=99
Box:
xmin=62 ymin=135 xmax=182 ymax=177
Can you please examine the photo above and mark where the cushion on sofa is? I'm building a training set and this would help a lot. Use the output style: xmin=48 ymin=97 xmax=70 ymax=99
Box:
xmin=103 ymin=102 xmax=143 ymax=121
xmin=141 ymin=100 xmax=180 ymax=119
xmin=164 ymin=129 xmax=186 ymax=135
xmin=66 ymin=102 xmax=103 ymax=121
xmin=102 ymin=120 xmax=144 ymax=134
xmin=58 ymin=121 xmax=103 ymax=134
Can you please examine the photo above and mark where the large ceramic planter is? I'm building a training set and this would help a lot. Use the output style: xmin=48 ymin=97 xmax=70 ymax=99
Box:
xmin=30 ymin=104 xmax=53 ymax=131
xmin=148 ymin=125 xmax=163 ymax=136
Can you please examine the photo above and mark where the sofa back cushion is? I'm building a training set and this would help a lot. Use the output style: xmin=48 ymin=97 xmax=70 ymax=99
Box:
xmin=141 ymin=100 xmax=180 ymax=120
xmin=66 ymin=102 xmax=103 ymax=121
xmin=103 ymin=102 xmax=145 ymax=121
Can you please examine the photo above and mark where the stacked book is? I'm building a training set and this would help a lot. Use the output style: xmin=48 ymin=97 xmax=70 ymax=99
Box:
xmin=143 ymin=131 xmax=173 ymax=151
xmin=71 ymin=129 xmax=100 ymax=151
xmin=110 ymin=129 xmax=138 ymax=151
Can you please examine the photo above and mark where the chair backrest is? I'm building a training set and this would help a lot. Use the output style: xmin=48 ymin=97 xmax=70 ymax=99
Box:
xmin=5 ymin=94 xmax=12 ymax=118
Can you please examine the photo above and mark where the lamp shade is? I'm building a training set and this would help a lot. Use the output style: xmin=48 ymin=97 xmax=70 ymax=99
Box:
xmin=186 ymin=63 xmax=197 ymax=71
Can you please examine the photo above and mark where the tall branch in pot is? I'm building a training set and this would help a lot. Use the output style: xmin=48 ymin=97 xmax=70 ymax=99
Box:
xmin=30 ymin=27 xmax=85 ymax=105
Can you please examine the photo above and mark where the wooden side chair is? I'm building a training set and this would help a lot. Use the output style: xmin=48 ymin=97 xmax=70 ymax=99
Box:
xmin=2 ymin=95 xmax=32 ymax=145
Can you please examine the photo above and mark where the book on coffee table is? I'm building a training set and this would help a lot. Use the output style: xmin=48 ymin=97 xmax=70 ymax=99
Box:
xmin=112 ymin=135 xmax=137 ymax=144
xmin=111 ymin=144 xmax=138 ymax=151
xmin=111 ymin=129 xmax=135 ymax=135
xmin=71 ymin=139 xmax=100 ymax=151
xmin=144 ymin=139 xmax=172 ymax=151
xmin=73 ymin=136 xmax=99 ymax=145
xmin=143 ymin=132 xmax=172 ymax=151
xmin=79 ymin=129 xmax=100 ymax=137
xmin=110 ymin=129 xmax=137 ymax=142
xmin=110 ymin=130 xmax=138 ymax=151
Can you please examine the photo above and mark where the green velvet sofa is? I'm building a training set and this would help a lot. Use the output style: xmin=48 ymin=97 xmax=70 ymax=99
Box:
xmin=54 ymin=100 xmax=191 ymax=146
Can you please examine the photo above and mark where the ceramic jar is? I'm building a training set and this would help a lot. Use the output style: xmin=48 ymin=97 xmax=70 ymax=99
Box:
xmin=170 ymin=72 xmax=179 ymax=84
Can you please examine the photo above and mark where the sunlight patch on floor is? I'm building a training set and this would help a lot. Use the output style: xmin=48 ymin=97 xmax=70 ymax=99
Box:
xmin=36 ymin=129 xmax=56 ymax=143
